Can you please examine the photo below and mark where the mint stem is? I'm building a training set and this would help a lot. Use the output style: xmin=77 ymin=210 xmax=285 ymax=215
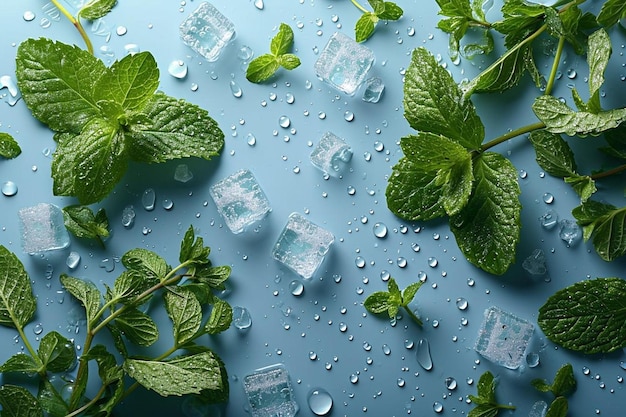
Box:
xmin=590 ymin=163 xmax=626 ymax=180
xmin=50 ymin=0 xmax=94 ymax=54
xmin=350 ymin=0 xmax=369 ymax=14
xmin=544 ymin=35 xmax=566 ymax=96
xmin=66 ymin=384 xmax=108 ymax=417
xmin=480 ymin=121 xmax=546 ymax=151
xmin=402 ymin=305 xmax=423 ymax=326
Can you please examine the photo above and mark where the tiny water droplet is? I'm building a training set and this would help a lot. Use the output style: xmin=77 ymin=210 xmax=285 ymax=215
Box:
xmin=433 ymin=401 xmax=443 ymax=413
xmin=428 ymin=257 xmax=438 ymax=268
xmin=355 ymin=256 xmax=366 ymax=268
xmin=526 ymin=352 xmax=540 ymax=368
xmin=397 ymin=378 xmax=406 ymax=387
xmin=347 ymin=185 xmax=356 ymax=195
xmin=397 ymin=257 xmax=407 ymax=268
xmin=382 ymin=344 xmax=391 ymax=355
xmin=23 ymin=11 xmax=36 ymax=21
xmin=344 ymin=110 xmax=354 ymax=121
xmin=418 ymin=271 xmax=427 ymax=282
xmin=543 ymin=192 xmax=554 ymax=204
xmin=279 ymin=115 xmax=291 ymax=128
xmin=254 ymin=0 xmax=264 ymax=9
xmin=445 ymin=377 xmax=457 ymax=390
xmin=122 ymin=205 xmax=136 ymax=228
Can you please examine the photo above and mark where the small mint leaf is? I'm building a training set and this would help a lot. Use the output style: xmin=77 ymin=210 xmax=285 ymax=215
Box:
xmin=37 ymin=331 xmax=76 ymax=373
xmin=545 ymin=396 xmax=568 ymax=417
xmin=528 ymin=130 xmax=577 ymax=178
xmin=38 ymin=379 xmax=70 ymax=417
xmin=552 ymin=363 xmax=577 ymax=397
xmin=597 ymin=0 xmax=626 ymax=27
xmin=538 ymin=277 xmax=626 ymax=353
xmin=60 ymin=274 xmax=102 ymax=328
xmin=205 ymin=299 xmax=233 ymax=335
xmin=280 ymin=53 xmax=301 ymax=70
xmin=355 ymin=13 xmax=377 ymax=42
xmin=270 ymin=23 xmax=295 ymax=56
xmin=114 ymin=308 xmax=158 ymax=347
xmin=401 ymin=282 xmax=422 ymax=305
xmin=364 ymin=291 xmax=393 ymax=314
xmin=246 ymin=54 xmax=280 ymax=83
xmin=387 ymin=278 xmax=402 ymax=301
xmin=587 ymin=29 xmax=612 ymax=112
xmin=572 ymin=201 xmax=626 ymax=261
xmin=564 ymin=175 xmax=596 ymax=202
xmin=164 ymin=288 xmax=202 ymax=345
xmin=0 ymin=133 xmax=21 ymax=159
xmin=122 ymin=248 xmax=170 ymax=282
xmin=78 ymin=0 xmax=117 ymax=20
xmin=438 ymin=155 xmax=473 ymax=216
xmin=377 ymin=2 xmax=403 ymax=20
xmin=0 ymin=353 xmax=39 ymax=374
xmin=571 ymin=199 xmax=615 ymax=241
xmin=0 ymin=246 xmax=36 ymax=329
xmin=62 ymin=205 xmax=110 ymax=242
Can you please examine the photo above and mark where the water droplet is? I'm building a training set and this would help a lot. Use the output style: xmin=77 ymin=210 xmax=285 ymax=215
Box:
xmin=380 ymin=270 xmax=390 ymax=282
xmin=237 ymin=45 xmax=254 ymax=61
xmin=620 ymin=361 xmax=626 ymax=371
xmin=433 ymin=401 xmax=443 ymax=413
xmin=232 ymin=306 xmax=252 ymax=330
xmin=567 ymin=69 xmax=577 ymax=79
xmin=23 ymin=11 xmax=36 ymax=21
xmin=142 ymin=188 xmax=156 ymax=211
xmin=455 ymin=297 xmax=468 ymax=310
xmin=66 ymin=251 xmax=81 ymax=269
xmin=338 ymin=322 xmax=347 ymax=332
xmin=229 ymin=80 xmax=243 ymax=98
xmin=355 ymin=256 xmax=366 ymax=268
xmin=350 ymin=373 xmax=359 ymax=384
xmin=428 ymin=257 xmax=438 ymax=268
xmin=99 ymin=258 xmax=116 ymax=273
xmin=309 ymin=351 xmax=318 ymax=360
xmin=526 ymin=352 xmax=540 ymax=368
xmin=397 ymin=378 xmax=406 ymax=387
xmin=344 ymin=110 xmax=354 ymax=121
xmin=33 ymin=323 xmax=43 ymax=335
xmin=417 ymin=271 xmax=427 ymax=282
xmin=290 ymin=280 xmax=304 ymax=296
xmin=416 ymin=338 xmax=433 ymax=371
xmin=308 ymin=388 xmax=333 ymax=415
xmin=543 ymin=192 xmax=554 ymax=204
xmin=1 ymin=181 xmax=17 ymax=197
xmin=411 ymin=243 xmax=420 ymax=252
xmin=246 ymin=133 xmax=257 ymax=146
xmin=279 ymin=115 xmax=291 ymax=128
xmin=254 ymin=0 xmax=264 ymax=9
xmin=539 ymin=209 xmax=558 ymax=229
xmin=167 ymin=60 xmax=188 ymax=79
xmin=122 ymin=205 xmax=136 ymax=228
xmin=116 ymin=26 xmax=127 ymax=36
xmin=347 ymin=185 xmax=356 ymax=195
xmin=382 ymin=344 xmax=391 ymax=355
xmin=373 ymin=222 xmax=388 ymax=238
xmin=397 ymin=257 xmax=407 ymax=268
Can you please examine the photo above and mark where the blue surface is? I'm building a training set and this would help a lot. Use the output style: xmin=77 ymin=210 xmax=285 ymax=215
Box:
xmin=1 ymin=1 xmax=625 ymax=416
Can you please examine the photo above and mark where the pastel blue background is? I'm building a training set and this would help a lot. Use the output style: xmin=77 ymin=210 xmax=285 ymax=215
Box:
xmin=1 ymin=1 xmax=625 ymax=416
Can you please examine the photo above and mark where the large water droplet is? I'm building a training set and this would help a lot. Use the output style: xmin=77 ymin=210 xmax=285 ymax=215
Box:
xmin=416 ymin=338 xmax=433 ymax=371
xmin=433 ymin=401 xmax=443 ymax=413
xmin=290 ymin=280 xmax=304 ymax=296
xmin=279 ymin=115 xmax=291 ymax=128
xmin=308 ymin=388 xmax=333 ymax=415
xmin=230 ymin=80 xmax=243 ymax=98
xmin=142 ymin=188 xmax=156 ymax=211
xmin=168 ymin=60 xmax=188 ymax=79
xmin=233 ymin=306 xmax=252 ymax=330
xmin=23 ymin=11 xmax=36 ymax=21
xmin=1 ymin=181 xmax=17 ymax=197
xmin=373 ymin=222 xmax=388 ymax=238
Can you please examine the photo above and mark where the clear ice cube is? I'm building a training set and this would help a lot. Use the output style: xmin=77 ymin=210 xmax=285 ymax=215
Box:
xmin=18 ymin=203 xmax=70 ymax=254
xmin=558 ymin=219 xmax=582 ymax=245
xmin=179 ymin=2 xmax=235 ymax=62
xmin=174 ymin=163 xmax=194 ymax=183
xmin=362 ymin=77 xmax=385 ymax=103
xmin=474 ymin=306 xmax=535 ymax=369
xmin=271 ymin=212 xmax=334 ymax=279
xmin=310 ymin=132 xmax=353 ymax=176
xmin=243 ymin=364 xmax=299 ymax=417
xmin=314 ymin=32 xmax=375 ymax=95
xmin=209 ymin=169 xmax=271 ymax=234
xmin=528 ymin=400 xmax=548 ymax=417
xmin=522 ymin=248 xmax=548 ymax=280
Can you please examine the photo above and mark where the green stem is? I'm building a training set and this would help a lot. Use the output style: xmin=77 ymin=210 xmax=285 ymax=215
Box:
xmin=16 ymin=325 xmax=41 ymax=375
xmin=499 ymin=404 xmax=517 ymax=410
xmin=402 ymin=305 xmax=423 ymax=326
xmin=350 ymin=0 xmax=369 ymax=14
xmin=50 ymin=0 xmax=94 ymax=54
xmin=590 ymin=163 xmax=626 ymax=180
xmin=65 ymin=384 xmax=107 ymax=417
xmin=544 ymin=35 xmax=566 ymax=96
xmin=68 ymin=331 xmax=94 ymax=410
xmin=480 ymin=122 xmax=546 ymax=151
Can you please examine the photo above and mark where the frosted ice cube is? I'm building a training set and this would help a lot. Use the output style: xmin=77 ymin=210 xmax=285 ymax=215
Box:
xmin=528 ymin=400 xmax=548 ymax=417
xmin=314 ymin=32 xmax=375 ymax=95
xmin=362 ymin=77 xmax=385 ymax=103
xmin=18 ymin=203 xmax=70 ymax=254
xmin=474 ymin=306 xmax=535 ymax=369
xmin=522 ymin=249 xmax=548 ymax=280
xmin=209 ymin=169 xmax=271 ymax=234
xmin=243 ymin=364 xmax=298 ymax=417
xmin=174 ymin=163 xmax=193 ymax=183
xmin=310 ymin=131 xmax=353 ymax=176
xmin=271 ymin=213 xmax=334 ymax=279
xmin=559 ymin=219 xmax=581 ymax=245
xmin=179 ymin=2 xmax=235 ymax=62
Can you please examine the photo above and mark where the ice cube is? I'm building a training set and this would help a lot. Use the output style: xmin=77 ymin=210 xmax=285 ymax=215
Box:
xmin=558 ymin=219 xmax=581 ymax=246
xmin=314 ymin=32 xmax=375 ymax=95
xmin=18 ymin=203 xmax=70 ymax=254
xmin=174 ymin=163 xmax=193 ymax=183
xmin=528 ymin=400 xmax=548 ymax=417
xmin=209 ymin=169 xmax=271 ymax=234
xmin=243 ymin=364 xmax=298 ymax=417
xmin=271 ymin=213 xmax=334 ymax=279
xmin=310 ymin=131 xmax=353 ymax=176
xmin=474 ymin=306 xmax=535 ymax=369
xmin=362 ymin=77 xmax=385 ymax=103
xmin=522 ymin=248 xmax=548 ymax=280
xmin=179 ymin=2 xmax=235 ymax=62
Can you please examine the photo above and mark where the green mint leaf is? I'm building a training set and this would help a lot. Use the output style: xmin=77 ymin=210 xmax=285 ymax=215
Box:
xmin=387 ymin=278 xmax=402 ymax=306
xmin=437 ymin=17 xmax=470 ymax=59
xmin=572 ymin=201 xmax=626 ymax=261
xmin=597 ymin=0 xmax=626 ymax=27
xmin=0 ymin=353 xmax=39 ymax=373
xmin=528 ymin=130 xmax=577 ymax=178
xmin=467 ymin=404 xmax=501 ymax=417
xmin=475 ymin=371 xmax=497 ymax=403
xmin=179 ymin=225 xmax=211 ymax=265
xmin=37 ymin=331 xmax=76 ymax=373
xmin=114 ymin=307 xmax=158 ymax=346
xmin=468 ymin=371 xmax=515 ymax=416
xmin=126 ymin=92 xmax=224 ymax=163
xmin=402 ymin=282 xmax=422 ymax=306
xmin=16 ymin=38 xmax=104 ymax=133
xmin=532 ymin=95 xmax=626 ymax=137
xmin=205 ymin=298 xmax=233 ymax=335
xmin=551 ymin=363 xmax=577 ymax=397
xmin=377 ymin=2 xmax=403 ymax=20
xmin=246 ymin=54 xmax=280 ymax=83
xmin=531 ymin=378 xmax=552 ymax=393
xmin=94 ymin=51 xmax=159 ymax=113
xmin=438 ymin=155 xmax=473 ymax=216
xmin=124 ymin=351 xmax=226 ymax=396
xmin=399 ymin=133 xmax=471 ymax=172
xmin=404 ymin=48 xmax=484 ymax=149
xmin=450 ymin=152 xmax=521 ymax=275
xmin=355 ymin=13 xmax=378 ymax=42
xmin=363 ymin=291 xmax=393 ymax=314
xmin=37 ymin=379 xmax=69 ymax=417
xmin=193 ymin=265 xmax=231 ymax=291
xmin=50 ymin=133 xmax=77 ymax=197
xmin=0 ymin=132 xmax=21 ymax=159
xmin=78 ymin=0 xmax=117 ymax=20
xmin=564 ymin=175 xmax=596 ymax=202
xmin=538 ymin=277 xmax=626 ymax=353
xmin=602 ymin=124 xmax=626 ymax=159
xmin=122 ymin=248 xmax=170 ymax=283
xmin=60 ymin=273 xmax=102 ymax=328
xmin=279 ymin=53 xmax=301 ymax=70
xmin=436 ymin=0 xmax=472 ymax=18
xmin=463 ymin=44 xmax=532 ymax=96
xmin=270 ymin=23 xmax=295 ymax=56
xmin=368 ymin=0 xmax=385 ymax=14
xmin=0 ymin=246 xmax=36 ymax=329
xmin=545 ymin=396 xmax=568 ymax=417
xmin=164 ymin=288 xmax=202 ymax=345
xmin=0 ymin=384 xmax=43 ymax=417
xmin=113 ymin=270 xmax=156 ymax=304
xmin=82 ymin=345 xmax=123 ymax=385
xmin=586 ymin=29 xmax=612 ymax=112
xmin=491 ymin=0 xmax=544 ymax=47
xmin=62 ymin=205 xmax=110 ymax=243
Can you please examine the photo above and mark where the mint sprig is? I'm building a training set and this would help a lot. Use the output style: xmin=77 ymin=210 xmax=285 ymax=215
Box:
xmin=532 ymin=363 xmax=577 ymax=398
xmin=246 ymin=23 xmax=301 ymax=83
xmin=0 ymin=132 xmax=21 ymax=159
xmin=353 ymin=0 xmax=404 ymax=42
xmin=435 ymin=0 xmax=493 ymax=59
xmin=16 ymin=38 xmax=224 ymax=204
xmin=364 ymin=277 xmax=423 ymax=326
xmin=468 ymin=371 xmax=516 ymax=417
xmin=62 ymin=205 xmax=110 ymax=247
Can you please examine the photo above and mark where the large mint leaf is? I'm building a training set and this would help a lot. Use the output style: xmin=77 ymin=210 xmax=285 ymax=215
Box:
xmin=572 ymin=200 xmax=626 ymax=261
xmin=528 ymin=130 xmax=577 ymax=178
xmin=450 ymin=152 xmax=521 ymax=275
xmin=463 ymin=44 xmax=532 ymax=96
xmin=60 ymin=274 xmax=102 ymax=328
xmin=114 ymin=308 xmax=158 ymax=346
xmin=403 ymin=47 xmax=484 ymax=149
xmin=124 ymin=351 xmax=225 ymax=396
xmin=94 ymin=51 xmax=159 ymax=113
xmin=37 ymin=379 xmax=69 ymax=417
xmin=122 ymin=248 xmax=170 ymax=282
xmin=532 ymin=95 xmax=626 ymax=137
xmin=16 ymin=38 xmax=105 ymax=133
xmin=164 ymin=288 xmax=202 ymax=346
xmin=126 ymin=92 xmax=224 ymax=163
xmin=0 ymin=385 xmax=43 ymax=417
xmin=538 ymin=277 xmax=626 ymax=353
xmin=597 ymin=0 xmax=626 ymax=27
xmin=0 ymin=133 xmax=21 ymax=159
xmin=0 ymin=246 xmax=36 ymax=329
xmin=0 ymin=353 xmax=39 ymax=373
xmin=37 ymin=331 xmax=76 ymax=373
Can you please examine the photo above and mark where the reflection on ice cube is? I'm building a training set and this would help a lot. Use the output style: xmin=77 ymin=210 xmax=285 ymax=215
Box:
xmin=18 ymin=203 xmax=70 ymax=254
xmin=179 ymin=2 xmax=235 ymax=62
xmin=474 ymin=306 xmax=534 ymax=370
xmin=310 ymin=132 xmax=353 ymax=176
xmin=209 ymin=169 xmax=271 ymax=234
xmin=243 ymin=363 xmax=298 ymax=417
xmin=314 ymin=32 xmax=375 ymax=95
xmin=272 ymin=213 xmax=334 ymax=279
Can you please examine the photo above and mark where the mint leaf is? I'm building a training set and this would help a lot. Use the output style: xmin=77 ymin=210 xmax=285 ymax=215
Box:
xmin=16 ymin=38 xmax=105 ymax=133
xmin=193 ymin=265 xmax=231 ymax=291
xmin=279 ymin=54 xmax=301 ymax=70
xmin=355 ymin=1 xmax=403 ymax=42
xmin=37 ymin=331 xmax=76 ymax=373
xmin=532 ymin=363 xmax=576 ymax=397
xmin=468 ymin=371 xmax=515 ymax=416
xmin=37 ymin=379 xmax=69 ymax=417
xmin=0 ymin=353 xmax=39 ymax=373
xmin=124 ymin=351 xmax=226 ymax=396
xmin=450 ymin=152 xmax=521 ymax=275
xmin=491 ymin=0 xmax=545 ymax=47
xmin=205 ymin=298 xmax=233 ymax=335
xmin=402 ymin=282 xmax=422 ymax=305
xmin=602 ymin=123 xmax=626 ymax=159
xmin=545 ymin=396 xmax=568 ymax=417
xmin=364 ymin=278 xmax=422 ymax=325
xmin=179 ymin=225 xmax=211 ymax=265
xmin=60 ymin=273 xmax=102 ymax=328
xmin=246 ymin=23 xmax=300 ymax=82
xmin=564 ymin=175 xmax=596 ymax=202
xmin=245 ymin=54 xmax=280 ymax=83
xmin=114 ymin=307 xmax=158 ymax=346
xmin=164 ymin=288 xmax=202 ymax=345
xmin=363 ymin=291 xmax=392 ymax=314
xmin=439 ymin=155 xmax=473 ymax=216
xmin=0 ymin=385 xmax=43 ymax=417
xmin=377 ymin=2 xmax=403 ymax=20
xmin=572 ymin=200 xmax=626 ymax=261
xmin=0 ymin=246 xmax=36 ymax=329
xmin=79 ymin=0 xmax=117 ymax=20
xmin=404 ymin=48 xmax=484 ymax=150
xmin=586 ymin=29 xmax=612 ymax=113
xmin=435 ymin=0 xmax=492 ymax=58
xmin=0 ymin=132 xmax=21 ymax=159
xmin=270 ymin=23 xmax=295 ymax=56
xmin=597 ymin=0 xmax=626 ymax=27
xmin=355 ymin=13 xmax=378 ymax=42
xmin=80 ymin=345 xmax=124 ymax=415
xmin=122 ymin=248 xmax=170 ymax=282
xmin=113 ymin=270 xmax=156 ymax=304
xmin=529 ymin=130 xmax=577 ymax=178
xmin=126 ymin=92 xmax=224 ymax=163
xmin=62 ymin=205 xmax=110 ymax=244
xmin=538 ymin=277 xmax=626 ymax=353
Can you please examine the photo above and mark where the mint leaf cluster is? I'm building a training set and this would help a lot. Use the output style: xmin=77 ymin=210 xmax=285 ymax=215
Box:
xmin=16 ymin=38 xmax=224 ymax=204
xmin=532 ymin=363 xmax=577 ymax=417
xmin=246 ymin=23 xmax=301 ymax=83
xmin=363 ymin=277 xmax=423 ymax=326
xmin=354 ymin=0 xmax=403 ymax=42
xmin=468 ymin=371 xmax=516 ymax=417
xmin=62 ymin=205 xmax=110 ymax=247
xmin=0 ymin=226 xmax=233 ymax=416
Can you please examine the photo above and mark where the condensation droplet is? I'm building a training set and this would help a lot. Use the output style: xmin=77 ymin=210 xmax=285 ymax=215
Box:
xmin=456 ymin=297 xmax=468 ymax=310
xmin=543 ymin=192 xmax=554 ymax=204
xmin=230 ymin=80 xmax=243 ymax=98
xmin=433 ymin=401 xmax=443 ymax=413
xmin=279 ymin=115 xmax=291 ymax=128
xmin=1 ymin=181 xmax=18 ymax=197
xmin=416 ymin=338 xmax=433 ymax=371
xmin=445 ymin=377 xmax=457 ymax=390
xmin=373 ymin=222 xmax=388 ymax=238
xmin=308 ymin=388 xmax=333 ymax=416
xmin=290 ymin=280 xmax=304 ymax=296
xmin=23 ymin=11 xmax=36 ymax=21
xmin=142 ymin=188 xmax=156 ymax=211
xmin=428 ymin=257 xmax=438 ymax=268
xmin=168 ymin=60 xmax=188 ymax=79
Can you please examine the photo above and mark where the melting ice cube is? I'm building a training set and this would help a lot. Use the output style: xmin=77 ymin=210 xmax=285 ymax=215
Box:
xmin=18 ymin=203 xmax=70 ymax=254
xmin=310 ymin=132 xmax=353 ymax=176
xmin=362 ymin=77 xmax=385 ymax=103
xmin=243 ymin=364 xmax=299 ymax=417
xmin=179 ymin=2 xmax=235 ymax=62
